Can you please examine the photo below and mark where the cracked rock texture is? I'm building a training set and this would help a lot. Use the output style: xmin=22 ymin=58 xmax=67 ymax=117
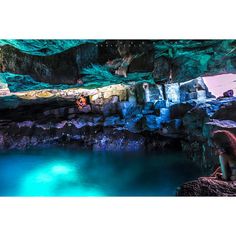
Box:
xmin=176 ymin=177 xmax=236 ymax=196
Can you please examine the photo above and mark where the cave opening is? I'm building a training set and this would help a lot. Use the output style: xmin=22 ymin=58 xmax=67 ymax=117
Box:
xmin=1 ymin=40 xmax=236 ymax=196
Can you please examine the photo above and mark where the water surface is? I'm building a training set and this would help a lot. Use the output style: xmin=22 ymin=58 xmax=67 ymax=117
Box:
xmin=0 ymin=148 xmax=204 ymax=196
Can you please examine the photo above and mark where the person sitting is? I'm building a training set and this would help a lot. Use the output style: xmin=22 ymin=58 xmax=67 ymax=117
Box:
xmin=211 ymin=130 xmax=236 ymax=181
xmin=76 ymin=95 xmax=87 ymax=110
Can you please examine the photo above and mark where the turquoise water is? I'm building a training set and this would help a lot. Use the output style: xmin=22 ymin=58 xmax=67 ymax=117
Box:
xmin=0 ymin=148 xmax=204 ymax=196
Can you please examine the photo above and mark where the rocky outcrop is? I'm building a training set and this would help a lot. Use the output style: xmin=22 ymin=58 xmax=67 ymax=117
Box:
xmin=176 ymin=177 xmax=236 ymax=196
xmin=0 ymin=43 xmax=99 ymax=84
xmin=2 ymin=40 xmax=236 ymax=86
xmin=0 ymin=40 xmax=102 ymax=56
xmin=0 ymin=40 xmax=154 ymax=85
xmin=153 ymin=40 xmax=236 ymax=83
xmin=0 ymin=82 xmax=182 ymax=151
xmin=181 ymin=97 xmax=236 ymax=169
xmin=99 ymin=40 xmax=154 ymax=73
xmin=0 ymin=105 xmax=179 ymax=151
xmin=0 ymin=76 xmax=235 ymax=163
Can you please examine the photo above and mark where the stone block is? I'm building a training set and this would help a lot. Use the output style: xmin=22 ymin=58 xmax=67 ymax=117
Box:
xmin=118 ymin=101 xmax=142 ymax=118
xmin=143 ymin=115 xmax=162 ymax=131
xmin=104 ymin=115 xmax=121 ymax=126
xmin=169 ymin=103 xmax=194 ymax=119
xmin=91 ymin=104 xmax=102 ymax=113
xmin=165 ymin=83 xmax=180 ymax=104
xmin=160 ymin=108 xmax=170 ymax=121
xmin=142 ymin=83 xmax=164 ymax=103
xmin=128 ymin=84 xmax=137 ymax=103
xmin=186 ymin=92 xmax=198 ymax=100
xmin=125 ymin=114 xmax=143 ymax=132
xmin=79 ymin=105 xmax=91 ymax=113
xmin=197 ymin=90 xmax=206 ymax=101
xmin=180 ymin=77 xmax=208 ymax=102
xmin=102 ymin=102 xmax=118 ymax=117
xmin=142 ymin=102 xmax=154 ymax=115
xmin=154 ymin=100 xmax=166 ymax=109
xmin=68 ymin=107 xmax=76 ymax=114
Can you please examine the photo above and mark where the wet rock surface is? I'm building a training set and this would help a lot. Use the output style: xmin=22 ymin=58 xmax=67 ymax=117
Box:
xmin=0 ymin=82 xmax=183 ymax=151
xmin=176 ymin=177 xmax=236 ymax=196
xmin=0 ymin=77 xmax=234 ymax=158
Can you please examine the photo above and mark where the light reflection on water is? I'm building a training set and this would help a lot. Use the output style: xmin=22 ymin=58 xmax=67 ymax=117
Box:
xmin=0 ymin=148 xmax=204 ymax=196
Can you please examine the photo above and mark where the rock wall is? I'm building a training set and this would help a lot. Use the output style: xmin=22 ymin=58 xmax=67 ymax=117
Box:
xmin=154 ymin=40 xmax=236 ymax=82
xmin=176 ymin=177 xmax=236 ymax=196
xmin=181 ymin=97 xmax=236 ymax=170
xmin=0 ymin=77 xmax=235 ymax=173
xmin=0 ymin=43 xmax=99 ymax=84
xmin=1 ymin=40 xmax=236 ymax=86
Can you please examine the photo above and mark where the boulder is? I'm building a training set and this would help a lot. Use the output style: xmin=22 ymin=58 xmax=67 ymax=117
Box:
xmin=143 ymin=115 xmax=162 ymax=131
xmin=0 ymin=43 xmax=99 ymax=84
xmin=159 ymin=108 xmax=170 ymax=121
xmin=177 ymin=177 xmax=236 ymax=196
xmin=104 ymin=115 xmax=122 ymax=126
xmin=154 ymin=40 xmax=236 ymax=83
xmin=79 ymin=105 xmax=91 ymax=113
xmin=142 ymin=83 xmax=164 ymax=103
xmin=165 ymin=83 xmax=180 ymax=105
xmin=102 ymin=102 xmax=118 ymax=117
xmin=118 ymin=101 xmax=142 ymax=118
xmin=154 ymin=100 xmax=166 ymax=110
xmin=142 ymin=102 xmax=154 ymax=115
xmin=169 ymin=103 xmax=194 ymax=119
xmin=180 ymin=77 xmax=208 ymax=102
xmin=125 ymin=114 xmax=143 ymax=132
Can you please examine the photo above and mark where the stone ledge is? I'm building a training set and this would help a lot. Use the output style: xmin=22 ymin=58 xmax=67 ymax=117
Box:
xmin=176 ymin=177 xmax=236 ymax=196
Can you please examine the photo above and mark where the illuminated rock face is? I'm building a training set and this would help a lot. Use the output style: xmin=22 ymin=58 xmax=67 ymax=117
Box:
xmin=0 ymin=81 xmax=185 ymax=151
xmin=0 ymin=78 xmax=234 ymax=157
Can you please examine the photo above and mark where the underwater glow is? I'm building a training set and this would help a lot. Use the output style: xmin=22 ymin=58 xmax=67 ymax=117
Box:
xmin=51 ymin=164 xmax=73 ymax=175
xmin=20 ymin=161 xmax=79 ymax=196
xmin=0 ymin=148 xmax=205 ymax=196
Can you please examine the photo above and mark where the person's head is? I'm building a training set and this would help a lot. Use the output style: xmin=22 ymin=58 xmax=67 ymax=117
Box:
xmin=212 ymin=130 xmax=236 ymax=156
